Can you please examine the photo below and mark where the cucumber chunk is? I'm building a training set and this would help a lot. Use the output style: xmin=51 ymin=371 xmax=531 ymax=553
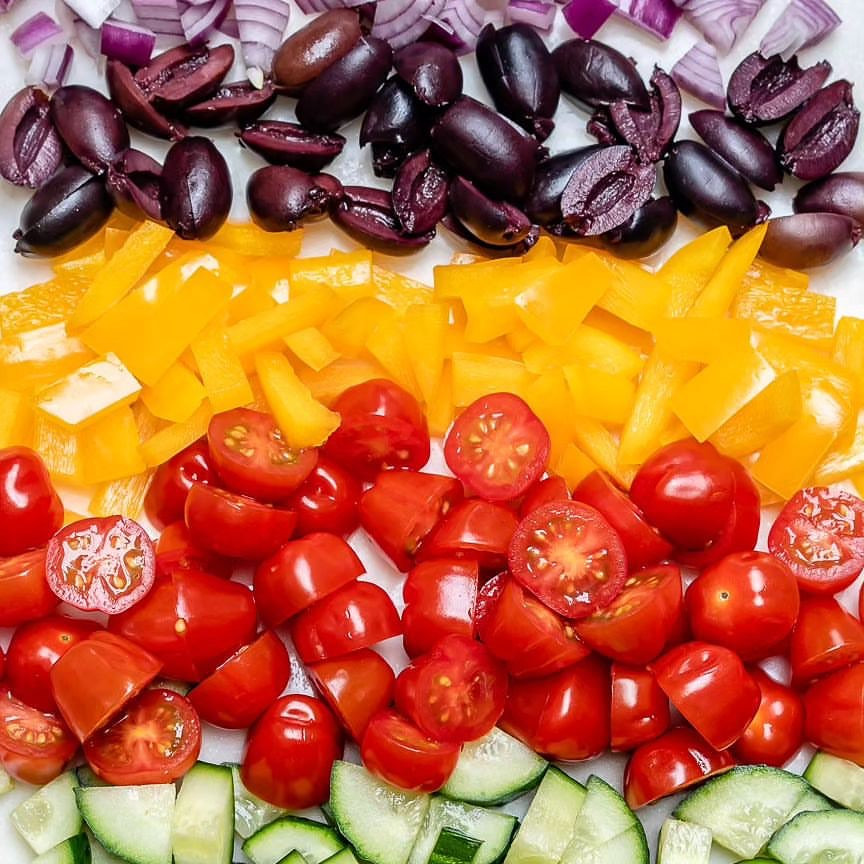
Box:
xmin=229 ymin=764 xmax=288 ymax=839
xmin=172 ymin=762 xmax=234 ymax=864
xmin=429 ymin=828 xmax=483 ymax=864
xmin=657 ymin=819 xmax=711 ymax=864
xmin=563 ymin=825 xmax=648 ymax=864
xmin=321 ymin=849 xmax=360 ymax=864
xmin=12 ymin=771 xmax=82 ymax=854
xmin=767 ymin=809 xmax=864 ymax=863
xmin=0 ymin=764 xmax=13 ymax=795
xmin=277 ymin=853 xmax=309 ymax=864
xmin=243 ymin=816 xmax=343 ymax=864
xmin=75 ymin=766 xmax=108 ymax=788
xmin=86 ymin=833 xmax=125 ymax=864
xmin=785 ymin=786 xmax=835 ymax=820
xmin=804 ymin=751 xmax=864 ymax=811
xmin=32 ymin=834 xmax=91 ymax=864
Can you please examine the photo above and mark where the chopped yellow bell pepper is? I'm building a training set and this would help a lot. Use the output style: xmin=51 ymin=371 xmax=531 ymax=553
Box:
xmin=140 ymin=401 xmax=213 ymax=468
xmin=524 ymin=371 xmax=578 ymax=464
xmin=555 ymin=442 xmax=598 ymax=489
xmin=426 ymin=366 xmax=454 ymax=438
xmin=451 ymin=352 xmax=533 ymax=406
xmin=659 ymin=225 xmax=732 ymax=315
xmin=228 ymin=285 xmax=277 ymax=323
xmin=373 ymin=266 xmax=432 ymax=312
xmin=79 ymin=406 xmax=147 ymax=486
xmin=208 ymin=223 xmax=303 ymax=258
xmin=192 ymin=331 xmax=254 ymax=413
xmin=90 ymin=469 xmax=154 ymax=519
xmin=32 ymin=413 xmax=80 ymax=483
xmin=322 ymin=298 xmax=395 ymax=359
xmin=833 ymin=317 xmax=864 ymax=392
xmin=433 ymin=257 xmax=520 ymax=300
xmin=522 ymin=326 xmax=643 ymax=379
xmin=299 ymin=358 xmax=388 ymax=406
xmin=52 ymin=250 xmax=107 ymax=288
xmin=505 ymin=324 xmax=537 ymax=354
xmin=583 ymin=307 xmax=654 ymax=354
xmin=0 ymin=280 xmax=88 ymax=338
xmin=593 ymin=254 xmax=671 ymax=331
xmin=658 ymin=418 xmax=689 ymax=447
xmin=564 ymin=364 xmax=636 ymax=426
xmin=367 ymin=316 xmax=420 ymax=398
xmin=0 ymin=388 xmax=31 ymax=448
xmin=284 ymin=327 xmax=339 ymax=372
xmin=572 ymin=417 xmax=634 ymax=489
xmin=289 ymin=250 xmax=373 ymax=303
xmin=743 ymin=258 xmax=809 ymax=295
xmin=103 ymin=227 xmax=131 ymax=259
xmin=815 ymin=410 xmax=864 ymax=485
xmin=405 ymin=303 xmax=447 ymax=406
xmin=653 ymin=318 xmax=752 ymax=364
xmin=141 ymin=364 xmax=205 ymax=424
xmin=0 ymin=325 xmax=94 ymax=393
xmin=523 ymin=235 xmax=558 ymax=261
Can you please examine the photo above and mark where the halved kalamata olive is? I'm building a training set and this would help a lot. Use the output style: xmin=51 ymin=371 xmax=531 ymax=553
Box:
xmin=778 ymin=80 xmax=860 ymax=181
xmin=476 ymin=23 xmax=560 ymax=141
xmin=14 ymin=165 xmax=113 ymax=256
xmin=553 ymin=39 xmax=649 ymax=111
xmin=392 ymin=149 xmax=449 ymax=235
xmin=106 ymin=149 xmax=163 ymax=222
xmin=689 ymin=109 xmax=781 ymax=191
xmin=247 ymin=165 xmax=342 ymax=232
xmin=664 ymin=140 xmax=765 ymax=231
xmin=431 ymin=96 xmax=539 ymax=203
xmin=727 ymin=52 xmax=832 ymax=125
xmin=296 ymin=37 xmax=393 ymax=133
xmin=135 ymin=44 xmax=235 ymax=111
xmin=602 ymin=196 xmax=677 ymax=259
xmin=394 ymin=42 xmax=462 ymax=108
xmin=0 ymin=87 xmax=63 ymax=188
xmin=524 ymin=146 xmax=602 ymax=225
xmin=272 ymin=9 xmax=362 ymax=93
xmin=560 ymin=145 xmax=656 ymax=236
xmin=239 ymin=121 xmax=346 ymax=172
xmin=441 ymin=213 xmax=540 ymax=256
xmin=795 ymin=172 xmax=864 ymax=225
xmin=448 ymin=176 xmax=533 ymax=247
xmin=759 ymin=213 xmax=861 ymax=269
xmin=587 ymin=111 xmax=618 ymax=146
xmin=106 ymin=60 xmax=184 ymax=140
xmin=160 ymin=136 xmax=232 ymax=240
xmin=183 ymin=81 xmax=276 ymax=127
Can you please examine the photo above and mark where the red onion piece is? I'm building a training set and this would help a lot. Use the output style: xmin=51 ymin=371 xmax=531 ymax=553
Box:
xmin=432 ymin=0 xmax=490 ymax=53
xmin=130 ymin=0 xmax=185 ymax=35
xmin=615 ymin=0 xmax=682 ymax=39
xmin=507 ymin=0 xmax=556 ymax=30
xmin=235 ymin=0 xmax=291 ymax=78
xmin=100 ymin=19 xmax=156 ymax=65
xmin=217 ymin=6 xmax=240 ymax=36
xmin=671 ymin=40 xmax=725 ymax=109
xmin=11 ymin=12 xmax=64 ymax=57
xmin=180 ymin=0 xmax=231 ymax=45
xmin=760 ymin=0 xmax=840 ymax=60
xmin=27 ymin=44 xmax=74 ymax=88
xmin=1 ymin=0 xmax=21 ymax=13
xmin=561 ymin=0 xmax=616 ymax=38
xmin=371 ymin=0 xmax=445 ymax=49
xmin=294 ymin=0 xmax=367 ymax=11
xmin=672 ymin=0 xmax=765 ymax=54
xmin=63 ymin=0 xmax=124 ymax=28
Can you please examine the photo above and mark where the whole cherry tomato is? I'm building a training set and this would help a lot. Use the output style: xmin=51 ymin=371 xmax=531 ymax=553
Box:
xmin=144 ymin=439 xmax=215 ymax=530
xmin=519 ymin=475 xmax=570 ymax=518
xmin=0 ymin=550 xmax=59 ymax=627
xmin=288 ymin=457 xmax=362 ymax=537
xmin=790 ymin=596 xmax=864 ymax=687
xmin=803 ymin=662 xmax=864 ymax=764
xmin=611 ymin=663 xmax=671 ymax=752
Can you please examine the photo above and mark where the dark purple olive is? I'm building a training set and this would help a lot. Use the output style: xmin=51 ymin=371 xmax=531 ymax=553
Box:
xmin=664 ymin=140 xmax=766 ymax=230
xmin=182 ymin=81 xmax=276 ymax=127
xmin=332 ymin=185 xmax=434 ymax=255
xmin=160 ymin=136 xmax=232 ymax=240
xmin=239 ymin=121 xmax=346 ymax=172
xmin=106 ymin=60 xmax=184 ymax=140
xmin=778 ymin=80 xmax=860 ymax=181
xmin=560 ymin=145 xmax=656 ymax=236
xmin=689 ymin=110 xmax=781 ymax=191
xmin=448 ymin=176 xmax=533 ymax=247
xmin=392 ymin=149 xmax=449 ymax=235
xmin=272 ymin=9 xmax=363 ymax=93
xmin=524 ymin=147 xmax=602 ymax=225
xmin=50 ymin=86 xmax=130 ymax=174
xmin=135 ymin=44 xmax=235 ymax=111
xmin=587 ymin=112 xmax=618 ymax=146
xmin=795 ymin=172 xmax=864 ymax=225
xmin=394 ymin=42 xmax=462 ymax=108
xmin=602 ymin=196 xmax=678 ymax=259
xmin=247 ymin=166 xmax=342 ymax=232
xmin=296 ymin=37 xmax=393 ymax=133
xmin=759 ymin=213 xmax=861 ymax=269
xmin=553 ymin=39 xmax=649 ymax=111
xmin=727 ymin=52 xmax=832 ymax=125
xmin=0 ymin=87 xmax=63 ymax=189
xmin=476 ymin=23 xmax=559 ymax=141
xmin=431 ymin=96 xmax=539 ymax=203
xmin=106 ymin=149 xmax=163 ymax=222
xmin=14 ymin=165 xmax=113 ymax=256
xmin=441 ymin=213 xmax=540 ymax=255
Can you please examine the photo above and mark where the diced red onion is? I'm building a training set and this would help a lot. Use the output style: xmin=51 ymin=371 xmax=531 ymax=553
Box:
xmin=11 ymin=12 xmax=64 ymax=57
xmin=294 ymin=0 xmax=366 ymax=11
xmin=130 ymin=0 xmax=185 ymax=33
xmin=372 ymin=0 xmax=445 ymax=49
xmin=760 ymin=0 xmax=839 ymax=60
xmin=671 ymin=40 xmax=725 ymax=108
xmin=1 ymin=0 xmax=21 ymax=13
xmin=63 ymin=0 xmax=124 ymax=28
xmin=26 ymin=42 xmax=74 ymax=87
xmin=180 ymin=0 xmax=230 ymax=45
xmin=615 ymin=0 xmax=682 ymax=39
xmin=235 ymin=0 xmax=290 ymax=77
xmin=217 ymin=6 xmax=239 ymax=36
xmin=507 ymin=0 xmax=556 ymax=30
xmin=672 ymin=0 xmax=764 ymax=54
xmin=561 ymin=0 xmax=616 ymax=38
xmin=100 ymin=18 xmax=156 ymax=64
xmin=431 ymin=0 xmax=488 ymax=53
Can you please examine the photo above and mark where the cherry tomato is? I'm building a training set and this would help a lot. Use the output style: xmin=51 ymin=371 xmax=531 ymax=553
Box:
xmin=144 ymin=439 xmax=215 ymax=531
xmin=686 ymin=552 xmax=800 ymax=661
xmin=573 ymin=471 xmax=673 ymax=570
xmin=184 ymin=484 xmax=297 ymax=560
xmin=288 ymin=457 xmax=361 ymax=537
xmin=323 ymin=379 xmax=430 ymax=481
xmin=0 ymin=690 xmax=78 ymax=784
xmin=769 ymin=487 xmax=864 ymax=594
xmin=611 ymin=663 xmax=671 ymax=752
xmin=0 ymin=447 xmax=63 ymax=557
xmin=733 ymin=668 xmax=804 ymax=767
xmin=360 ymin=471 xmax=463 ymax=572
xmin=6 ymin=615 xmax=102 ymax=713
xmin=242 ymin=694 xmax=343 ymax=808
xmin=154 ymin=521 xmax=232 ymax=578
xmin=308 ymin=648 xmax=395 ymax=741
xmin=0 ymin=549 xmax=59 ymax=627
xmin=650 ymin=641 xmax=760 ymax=750
xmin=83 ymin=689 xmax=201 ymax=785
xmin=624 ymin=726 xmax=735 ymax=809
xmin=290 ymin=581 xmax=402 ymax=664
xmin=520 ymin=475 xmax=569 ymax=518
xmin=790 ymin=596 xmax=864 ymax=687
xmin=574 ymin=564 xmax=683 ymax=664
xmin=50 ymin=631 xmax=162 ymax=742
xmin=804 ymin=662 xmax=864 ymax=763
xmin=361 ymin=709 xmax=459 ymax=793
xmin=254 ymin=533 xmax=366 ymax=629
xmin=189 ymin=632 xmax=292 ymax=730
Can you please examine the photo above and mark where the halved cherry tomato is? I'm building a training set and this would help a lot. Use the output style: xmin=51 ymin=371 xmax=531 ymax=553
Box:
xmin=154 ymin=521 xmax=232 ymax=578
xmin=144 ymin=439 xmax=215 ymax=531
xmin=290 ymin=581 xmax=402 ymax=663
xmin=361 ymin=709 xmax=459 ymax=793
xmin=288 ymin=457 xmax=362 ymax=537
xmin=0 ymin=549 xmax=59 ymax=627
xmin=624 ymin=726 xmax=735 ymax=809
xmin=804 ymin=662 xmax=864 ymax=764
xmin=83 ymin=688 xmax=201 ymax=785
xmin=189 ymin=632 xmax=292 ymax=730
xmin=651 ymin=641 xmax=760 ymax=750
xmin=769 ymin=487 xmax=864 ymax=595
xmin=184 ymin=484 xmax=297 ymax=560
xmin=46 ymin=516 xmax=156 ymax=614
xmin=520 ymin=475 xmax=570 ymax=518
xmin=242 ymin=694 xmax=343 ymax=808
xmin=308 ymin=648 xmax=395 ymax=741
xmin=611 ymin=663 xmax=671 ymax=752
xmin=790 ymin=596 xmax=864 ymax=687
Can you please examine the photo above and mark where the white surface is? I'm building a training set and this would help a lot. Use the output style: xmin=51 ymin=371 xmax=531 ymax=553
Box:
xmin=0 ymin=2 xmax=862 ymax=862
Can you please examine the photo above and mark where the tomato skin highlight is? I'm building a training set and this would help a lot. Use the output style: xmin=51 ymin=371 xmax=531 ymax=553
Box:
xmin=610 ymin=663 xmax=671 ymax=752
xmin=804 ymin=662 xmax=864 ymax=765
xmin=288 ymin=457 xmax=362 ymax=537
xmin=519 ymin=475 xmax=570 ymax=519
xmin=790 ymin=596 xmax=864 ymax=687
xmin=144 ymin=439 xmax=215 ymax=531
xmin=0 ymin=549 xmax=59 ymax=627
xmin=154 ymin=521 xmax=233 ymax=579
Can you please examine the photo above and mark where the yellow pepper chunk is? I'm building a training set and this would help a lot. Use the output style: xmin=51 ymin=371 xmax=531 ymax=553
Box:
xmin=141 ymin=363 xmax=205 ymax=424
xmin=564 ymin=364 xmax=636 ymax=426
xmin=208 ymin=223 xmax=303 ymax=258
xmin=52 ymin=250 xmax=107 ymax=289
xmin=572 ymin=417 xmax=634 ymax=489
xmin=103 ymin=226 xmax=132 ymax=259
xmin=299 ymin=358 xmax=387 ymax=406
xmin=462 ymin=262 xmax=539 ymax=343
xmin=659 ymin=226 xmax=732 ymax=315
xmin=523 ymin=327 xmax=643 ymax=379
xmin=322 ymin=298 xmax=395 ymax=359
xmin=556 ymin=442 xmax=598 ymax=489
xmin=0 ymin=280 xmax=88 ymax=338
xmin=833 ymin=317 xmax=864 ymax=392
xmin=451 ymin=352 xmax=533 ymax=406
xmin=583 ymin=308 xmax=654 ymax=354
xmin=593 ymin=254 xmax=671 ymax=331
xmin=815 ymin=411 xmax=864 ymax=485
xmin=525 ymin=371 xmax=578 ymax=464
xmin=426 ymin=366 xmax=454 ymax=438
xmin=140 ymin=401 xmax=213 ymax=467
xmin=372 ymin=266 xmax=433 ymax=312
xmin=405 ymin=303 xmax=448 ymax=406
xmin=653 ymin=318 xmax=751 ymax=364
xmin=90 ymin=469 xmax=154 ymax=519
xmin=229 ymin=285 xmax=277 ymax=323
xmin=192 ymin=331 xmax=254 ymax=413
xmin=367 ymin=317 xmax=420 ymax=397
xmin=284 ymin=327 xmax=339 ymax=372
xmin=522 ymin=235 xmax=558 ymax=261
xmin=289 ymin=250 xmax=373 ymax=303
xmin=79 ymin=406 xmax=147 ymax=486
xmin=0 ymin=325 xmax=94 ymax=393
xmin=0 ymin=388 xmax=32 ymax=448
xmin=32 ymin=414 xmax=80 ymax=483
xmin=505 ymin=324 xmax=537 ymax=354
xmin=434 ymin=257 xmax=520 ymax=300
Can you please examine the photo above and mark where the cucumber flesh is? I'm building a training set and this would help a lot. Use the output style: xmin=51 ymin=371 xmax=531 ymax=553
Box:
xmin=12 ymin=771 xmax=82 ymax=854
xmin=785 ymin=786 xmax=835 ymax=820
xmin=767 ymin=809 xmax=864 ymax=863
xmin=172 ymin=762 xmax=234 ymax=864
xmin=804 ymin=751 xmax=864 ymax=811
xmin=229 ymin=764 xmax=288 ymax=839
xmin=86 ymin=833 xmax=125 ymax=864
xmin=321 ymin=850 xmax=360 ymax=864
xmin=562 ymin=826 xmax=648 ymax=864
xmin=0 ymin=764 xmax=13 ymax=795
xmin=242 ymin=816 xmax=343 ymax=864
xmin=75 ymin=766 xmax=108 ymax=788
xmin=429 ymin=828 xmax=483 ymax=864
xmin=657 ymin=819 xmax=711 ymax=864
xmin=32 ymin=834 xmax=91 ymax=864
xmin=277 ymin=853 xmax=309 ymax=864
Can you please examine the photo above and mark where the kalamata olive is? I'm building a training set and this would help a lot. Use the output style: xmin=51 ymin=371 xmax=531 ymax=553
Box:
xmin=476 ymin=23 xmax=560 ymax=140
xmin=553 ymin=39 xmax=649 ymax=111
xmin=239 ymin=121 xmax=346 ymax=172
xmin=50 ymin=86 xmax=130 ymax=174
xmin=183 ymin=81 xmax=276 ymax=127
xmin=524 ymin=147 xmax=602 ymax=225
xmin=272 ymin=9 xmax=362 ymax=93
xmin=587 ymin=112 xmax=618 ymax=146
xmin=135 ymin=44 xmax=235 ymax=110
xmin=106 ymin=60 xmax=184 ymax=140
xmin=394 ymin=42 xmax=462 ymax=108
xmin=392 ymin=149 xmax=449 ymax=235
xmin=602 ymin=196 xmax=678 ymax=259
xmin=247 ymin=165 xmax=342 ymax=232
xmin=0 ymin=87 xmax=63 ymax=188
xmin=727 ymin=52 xmax=832 ymax=125
xmin=561 ymin=145 xmax=656 ymax=236
xmin=759 ymin=213 xmax=861 ymax=269
xmin=448 ymin=176 xmax=533 ymax=247
xmin=441 ymin=213 xmax=540 ymax=256
xmin=160 ymin=136 xmax=232 ymax=240
xmin=795 ymin=172 xmax=864 ymax=225
xmin=431 ymin=96 xmax=539 ymax=203
xmin=664 ymin=140 xmax=766 ymax=231
xmin=778 ymin=80 xmax=860 ymax=181
xmin=296 ymin=37 xmax=393 ymax=133
xmin=689 ymin=110 xmax=781 ymax=191
xmin=14 ymin=165 xmax=113 ymax=256
xmin=106 ymin=149 xmax=163 ymax=222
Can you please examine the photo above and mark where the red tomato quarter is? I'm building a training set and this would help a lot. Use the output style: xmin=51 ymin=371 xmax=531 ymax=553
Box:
xmin=790 ymin=596 xmax=864 ymax=687
xmin=0 ymin=549 xmax=59 ymax=627
xmin=144 ymin=439 xmax=215 ymax=531
xmin=154 ymin=521 xmax=232 ymax=579
xmin=804 ymin=662 xmax=864 ymax=764
xmin=288 ymin=457 xmax=361 ymax=537
xmin=520 ymin=475 xmax=570 ymax=518
xmin=611 ymin=663 xmax=671 ymax=752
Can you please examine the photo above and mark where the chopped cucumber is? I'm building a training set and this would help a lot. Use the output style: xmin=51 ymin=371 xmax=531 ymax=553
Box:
xmin=429 ymin=828 xmax=483 ymax=864
xmin=657 ymin=819 xmax=711 ymax=864
xmin=76 ymin=784 xmax=176 ymax=864
xmin=86 ymin=833 xmax=125 ymax=864
xmin=767 ymin=809 xmax=864 ymax=863
xmin=242 ymin=816 xmax=343 ymax=864
xmin=785 ymin=786 xmax=835 ymax=820
xmin=0 ymin=764 xmax=13 ymax=795
xmin=441 ymin=728 xmax=547 ymax=806
xmin=172 ymin=762 xmax=234 ymax=864
xmin=277 ymin=853 xmax=309 ymax=864
xmin=12 ymin=771 xmax=82 ymax=854
xmin=32 ymin=834 xmax=91 ymax=864
xmin=321 ymin=849 xmax=359 ymax=864
xmin=229 ymin=764 xmax=288 ymax=839
xmin=75 ymin=766 xmax=108 ymax=788
xmin=564 ymin=825 xmax=647 ymax=864
xmin=804 ymin=751 xmax=864 ymax=811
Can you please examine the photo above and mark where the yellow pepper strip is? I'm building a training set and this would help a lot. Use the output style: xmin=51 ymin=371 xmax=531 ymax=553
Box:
xmin=90 ymin=469 xmax=153 ymax=519
xmin=592 ymin=254 xmax=671 ymax=331
xmin=434 ymin=257 xmax=520 ymax=300
xmin=653 ymin=318 xmax=752 ymax=364
xmin=523 ymin=235 xmax=558 ymax=261
xmin=426 ymin=366 xmax=454 ymax=438
xmin=461 ymin=262 xmax=543 ymax=343
xmin=556 ymin=442 xmax=598 ymax=489
xmin=525 ymin=371 xmax=579 ymax=464
xmin=505 ymin=324 xmax=537 ymax=354
xmin=289 ymin=250 xmax=373 ymax=303
xmin=0 ymin=280 xmax=88 ymax=338
xmin=583 ymin=307 xmax=654 ymax=354
xmin=367 ymin=316 xmax=420 ymax=398
xmin=0 ymin=388 xmax=32 ymax=448
xmin=815 ymin=412 xmax=864 ymax=485
xmin=140 ymin=401 xmax=213 ymax=468
xmin=564 ymin=364 xmax=636 ymax=426
xmin=0 ymin=325 xmax=94 ymax=393
xmin=32 ymin=413 xmax=80 ymax=483
xmin=208 ymin=223 xmax=303 ymax=258
xmin=833 ymin=317 xmax=864 ymax=392
xmin=299 ymin=357 xmax=388 ymax=406
xmin=192 ymin=331 xmax=254 ymax=413
xmin=373 ymin=265 xmax=433 ymax=312
xmin=141 ymin=363 xmax=205 ymax=423
xmin=405 ymin=303 xmax=448 ymax=406
xmin=52 ymin=250 xmax=107 ymax=288
xmin=573 ymin=417 xmax=635 ymax=489
xmin=79 ymin=406 xmax=147 ymax=486
xmin=743 ymin=258 xmax=809 ymax=295
xmin=103 ymin=227 xmax=130 ymax=259
xmin=659 ymin=226 xmax=732 ymax=314
xmin=52 ymin=226 xmax=107 ymax=265
xmin=284 ymin=327 xmax=340 ymax=372
xmin=322 ymin=298 xmax=395 ymax=359
xmin=451 ymin=352 xmax=533 ymax=406
xmin=659 ymin=418 xmax=689 ymax=447
xmin=229 ymin=285 xmax=277 ymax=323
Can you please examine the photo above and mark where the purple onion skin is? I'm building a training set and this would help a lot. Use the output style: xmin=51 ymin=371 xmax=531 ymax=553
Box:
xmin=689 ymin=110 xmax=781 ymax=191
xmin=392 ymin=149 xmax=449 ymax=236
xmin=239 ymin=121 xmax=346 ymax=172
xmin=106 ymin=60 xmax=184 ymax=141
xmin=247 ymin=166 xmax=342 ymax=232
xmin=394 ymin=42 xmax=462 ymax=108
xmin=760 ymin=213 xmax=861 ymax=269
xmin=448 ymin=176 xmax=533 ymax=247
xmin=14 ymin=165 xmax=113 ymax=257
xmin=0 ymin=87 xmax=63 ymax=189
xmin=524 ymin=147 xmax=602 ymax=226
xmin=296 ymin=37 xmax=393 ymax=133
xmin=106 ymin=149 xmax=163 ymax=222
xmin=602 ymin=196 xmax=678 ymax=259
xmin=476 ymin=23 xmax=560 ymax=141
xmin=135 ymin=44 xmax=235 ymax=111
xmin=795 ymin=172 xmax=864 ymax=226
xmin=182 ymin=82 xmax=276 ymax=128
